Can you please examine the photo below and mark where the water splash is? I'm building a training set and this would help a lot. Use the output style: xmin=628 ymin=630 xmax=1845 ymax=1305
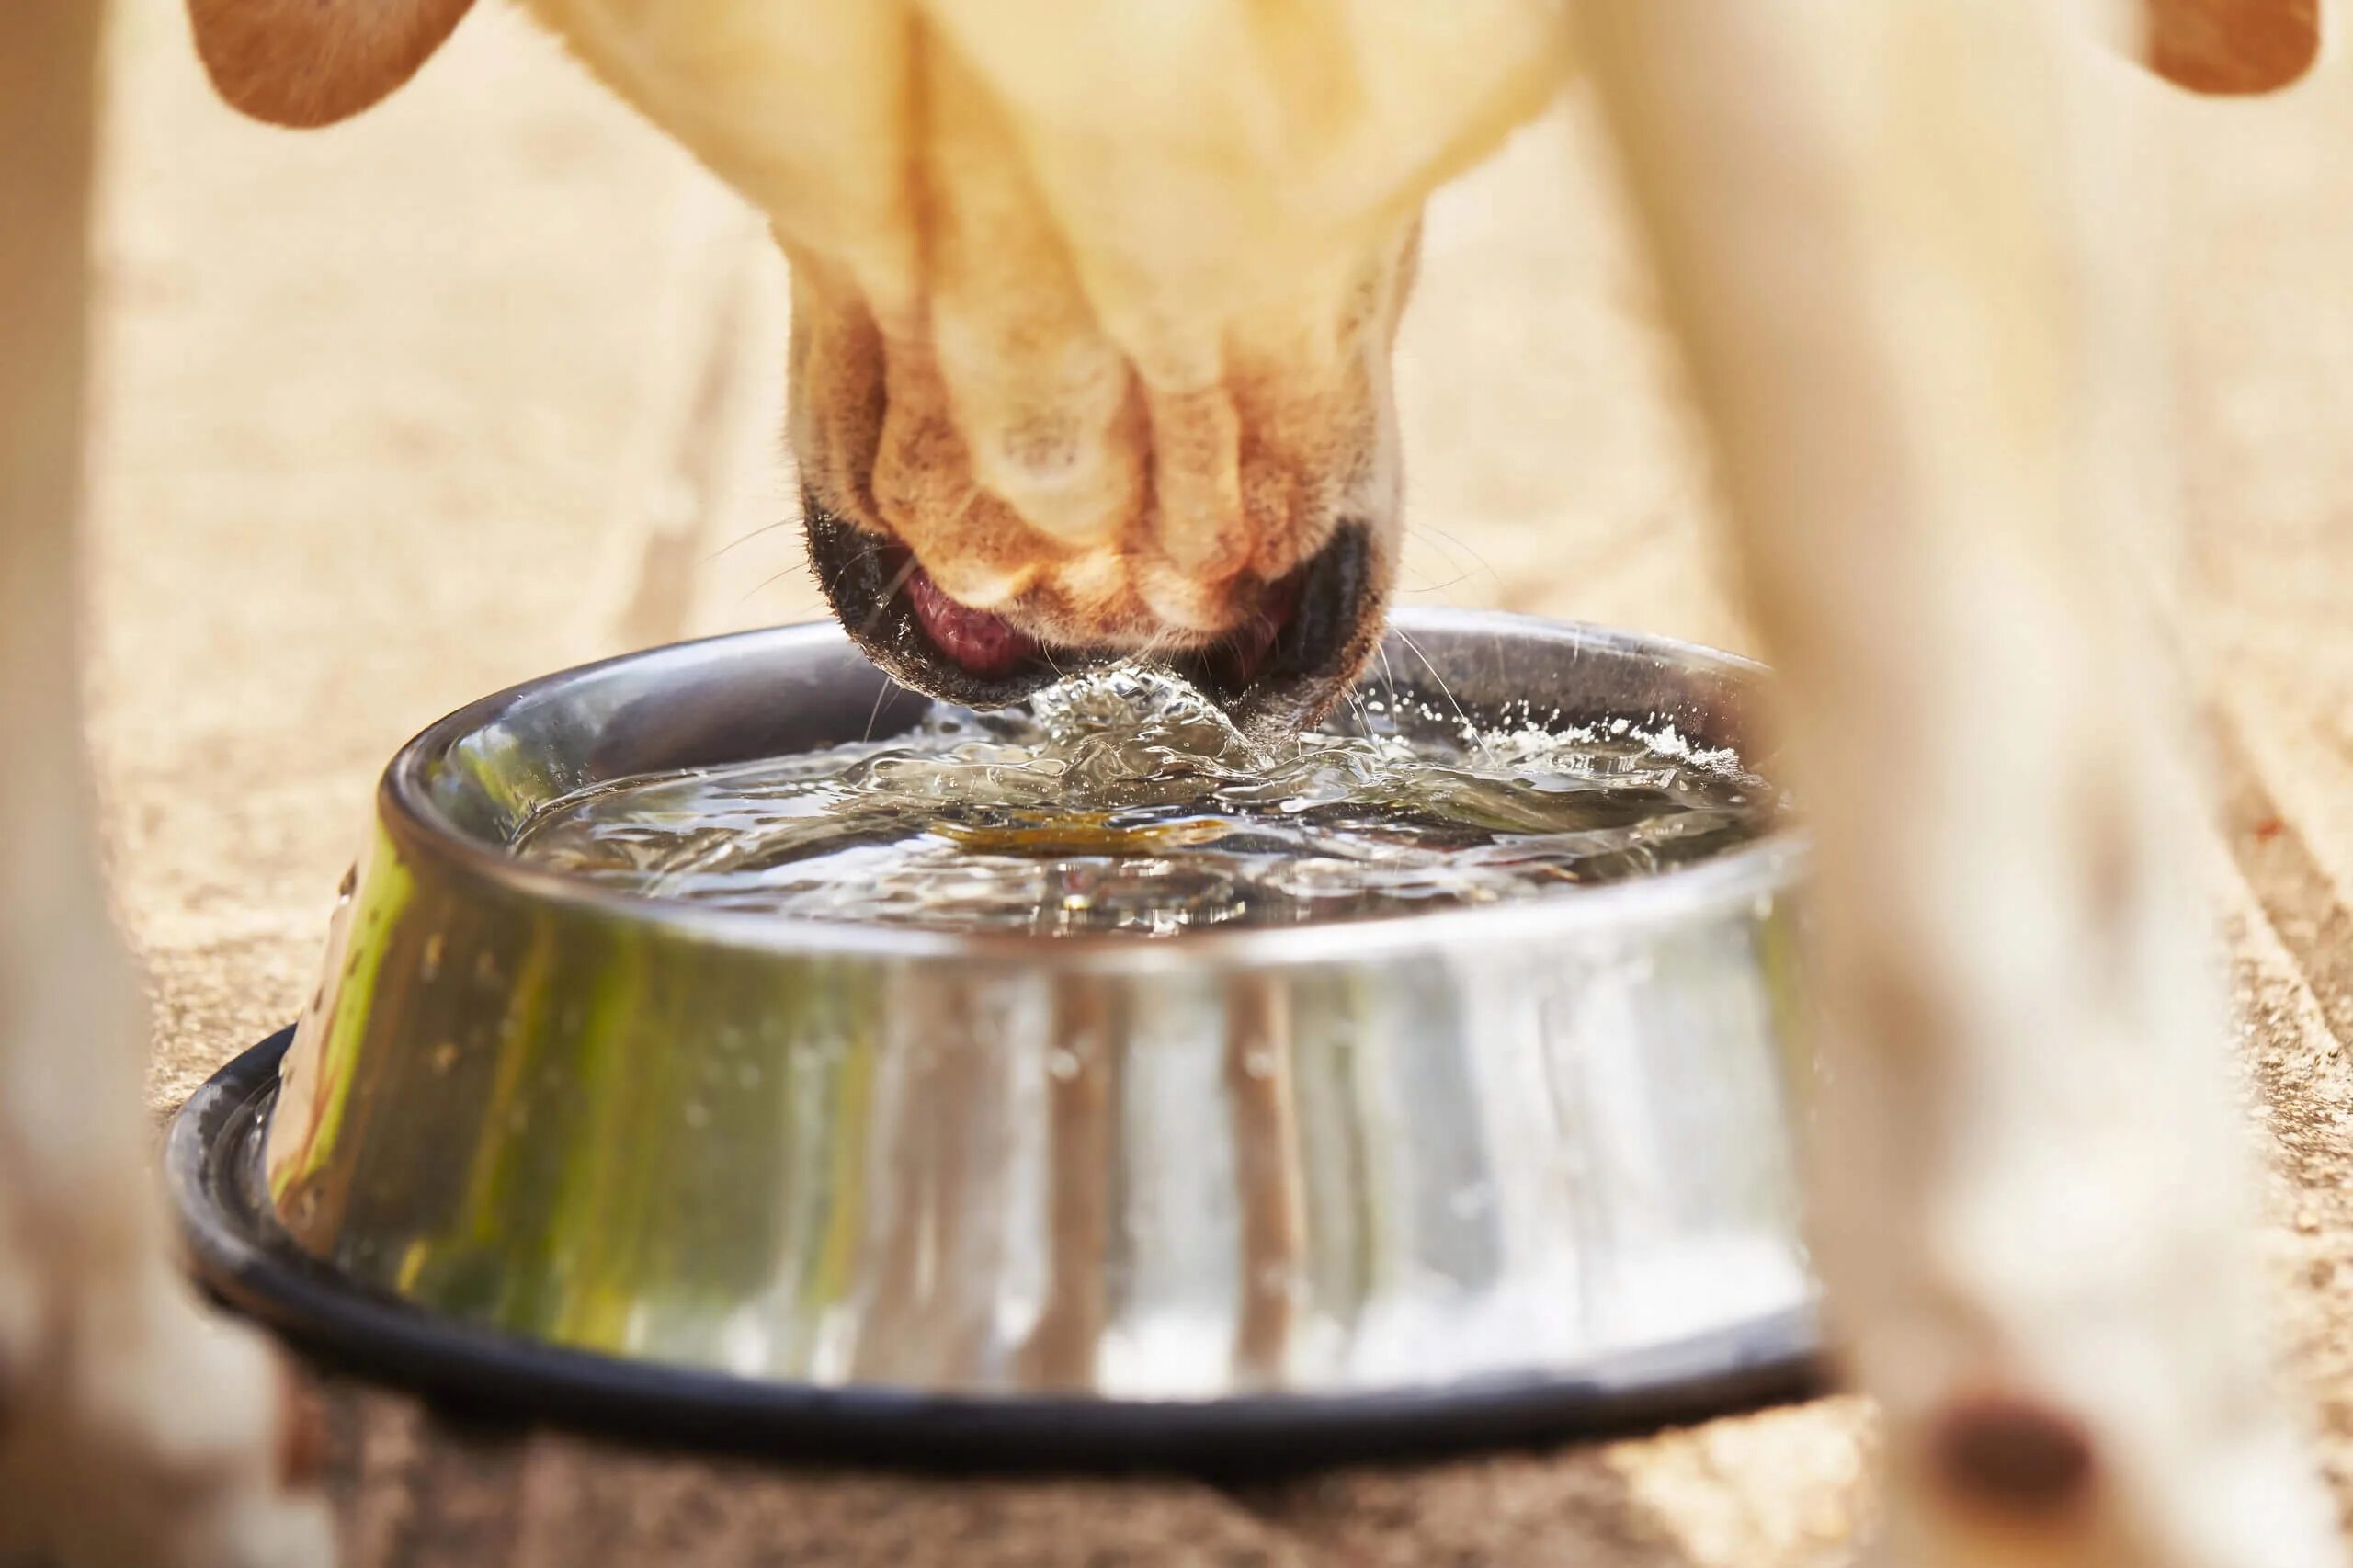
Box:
xmin=511 ymin=666 xmax=1776 ymax=935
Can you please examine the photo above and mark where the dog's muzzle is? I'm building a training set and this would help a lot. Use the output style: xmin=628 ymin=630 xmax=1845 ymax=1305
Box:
xmin=803 ymin=495 xmax=1381 ymax=730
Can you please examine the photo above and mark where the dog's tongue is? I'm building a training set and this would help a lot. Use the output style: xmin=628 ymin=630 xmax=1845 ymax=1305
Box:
xmin=906 ymin=569 xmax=1040 ymax=678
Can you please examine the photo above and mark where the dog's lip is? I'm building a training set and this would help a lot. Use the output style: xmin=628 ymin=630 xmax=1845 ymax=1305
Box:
xmin=904 ymin=570 xmax=1041 ymax=680
xmin=889 ymin=550 xmax=1305 ymax=700
xmin=802 ymin=497 xmax=1372 ymax=723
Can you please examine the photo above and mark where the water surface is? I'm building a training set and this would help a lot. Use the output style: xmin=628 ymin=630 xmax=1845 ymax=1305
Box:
xmin=512 ymin=668 xmax=1776 ymax=935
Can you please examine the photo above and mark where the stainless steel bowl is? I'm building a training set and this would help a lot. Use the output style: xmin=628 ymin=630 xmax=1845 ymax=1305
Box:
xmin=172 ymin=608 xmax=1817 ymax=1460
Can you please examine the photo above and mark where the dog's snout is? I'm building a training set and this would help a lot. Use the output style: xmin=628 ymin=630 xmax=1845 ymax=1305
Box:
xmin=808 ymin=494 xmax=1385 ymax=725
xmin=780 ymin=187 xmax=1420 ymax=726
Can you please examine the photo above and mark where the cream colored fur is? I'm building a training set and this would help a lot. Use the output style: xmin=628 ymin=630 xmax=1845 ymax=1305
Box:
xmin=1582 ymin=6 xmax=2338 ymax=1562
xmin=1 ymin=0 xmax=2336 ymax=1563
xmin=0 ymin=6 xmax=331 ymax=1565
xmin=519 ymin=1 xmax=1563 ymax=641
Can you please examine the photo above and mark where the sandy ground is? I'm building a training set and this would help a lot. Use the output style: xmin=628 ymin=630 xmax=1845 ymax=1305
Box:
xmin=85 ymin=4 xmax=2353 ymax=1562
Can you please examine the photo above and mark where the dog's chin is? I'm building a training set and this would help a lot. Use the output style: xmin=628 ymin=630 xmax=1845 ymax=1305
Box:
xmin=802 ymin=496 xmax=1381 ymax=733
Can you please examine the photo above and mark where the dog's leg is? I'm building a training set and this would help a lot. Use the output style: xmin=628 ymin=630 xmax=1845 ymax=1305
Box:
xmin=0 ymin=6 xmax=333 ymax=1564
xmin=1580 ymin=5 xmax=2338 ymax=1566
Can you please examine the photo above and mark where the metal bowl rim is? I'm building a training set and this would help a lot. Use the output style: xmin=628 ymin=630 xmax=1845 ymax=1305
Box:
xmin=382 ymin=608 xmax=1807 ymax=971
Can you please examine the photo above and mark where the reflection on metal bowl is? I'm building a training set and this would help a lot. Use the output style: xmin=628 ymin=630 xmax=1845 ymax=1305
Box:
xmin=171 ymin=608 xmax=1819 ymax=1461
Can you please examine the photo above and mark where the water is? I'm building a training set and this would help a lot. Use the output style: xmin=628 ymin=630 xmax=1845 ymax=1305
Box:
xmin=510 ymin=667 xmax=1777 ymax=935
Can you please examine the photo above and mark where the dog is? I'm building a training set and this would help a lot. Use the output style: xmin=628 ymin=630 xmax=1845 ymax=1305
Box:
xmin=0 ymin=1 xmax=2336 ymax=1563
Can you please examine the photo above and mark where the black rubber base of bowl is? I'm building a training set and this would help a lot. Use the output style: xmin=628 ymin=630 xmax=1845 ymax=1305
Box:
xmin=168 ymin=1028 xmax=1823 ymax=1472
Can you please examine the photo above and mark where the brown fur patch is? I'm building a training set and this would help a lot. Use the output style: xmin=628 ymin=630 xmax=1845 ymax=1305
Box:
xmin=188 ymin=0 xmax=477 ymax=129
xmin=2144 ymin=0 xmax=2319 ymax=94
xmin=1928 ymin=1392 xmax=2098 ymax=1522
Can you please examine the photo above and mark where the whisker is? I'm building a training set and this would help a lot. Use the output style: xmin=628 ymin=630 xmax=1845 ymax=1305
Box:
xmin=860 ymin=669 xmax=895 ymax=744
xmin=707 ymin=518 xmax=793 ymax=564
xmin=1409 ymin=524 xmax=1499 ymax=590
xmin=1396 ymin=567 xmax=1479 ymax=597
xmin=779 ymin=539 xmax=886 ymax=609
xmin=1333 ymin=681 xmax=1374 ymax=739
xmin=1393 ymin=627 xmax=1488 ymax=763
xmin=859 ymin=555 xmax=919 ymax=637
xmin=742 ymin=534 xmax=889 ymax=610
xmin=1393 ymin=534 xmax=1468 ymax=597
xmin=1405 ymin=527 xmax=1474 ymax=581
xmin=740 ymin=566 xmax=807 ymax=606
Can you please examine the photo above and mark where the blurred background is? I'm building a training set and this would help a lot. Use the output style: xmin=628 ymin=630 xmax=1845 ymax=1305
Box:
xmin=90 ymin=2 xmax=2352 ymax=1559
